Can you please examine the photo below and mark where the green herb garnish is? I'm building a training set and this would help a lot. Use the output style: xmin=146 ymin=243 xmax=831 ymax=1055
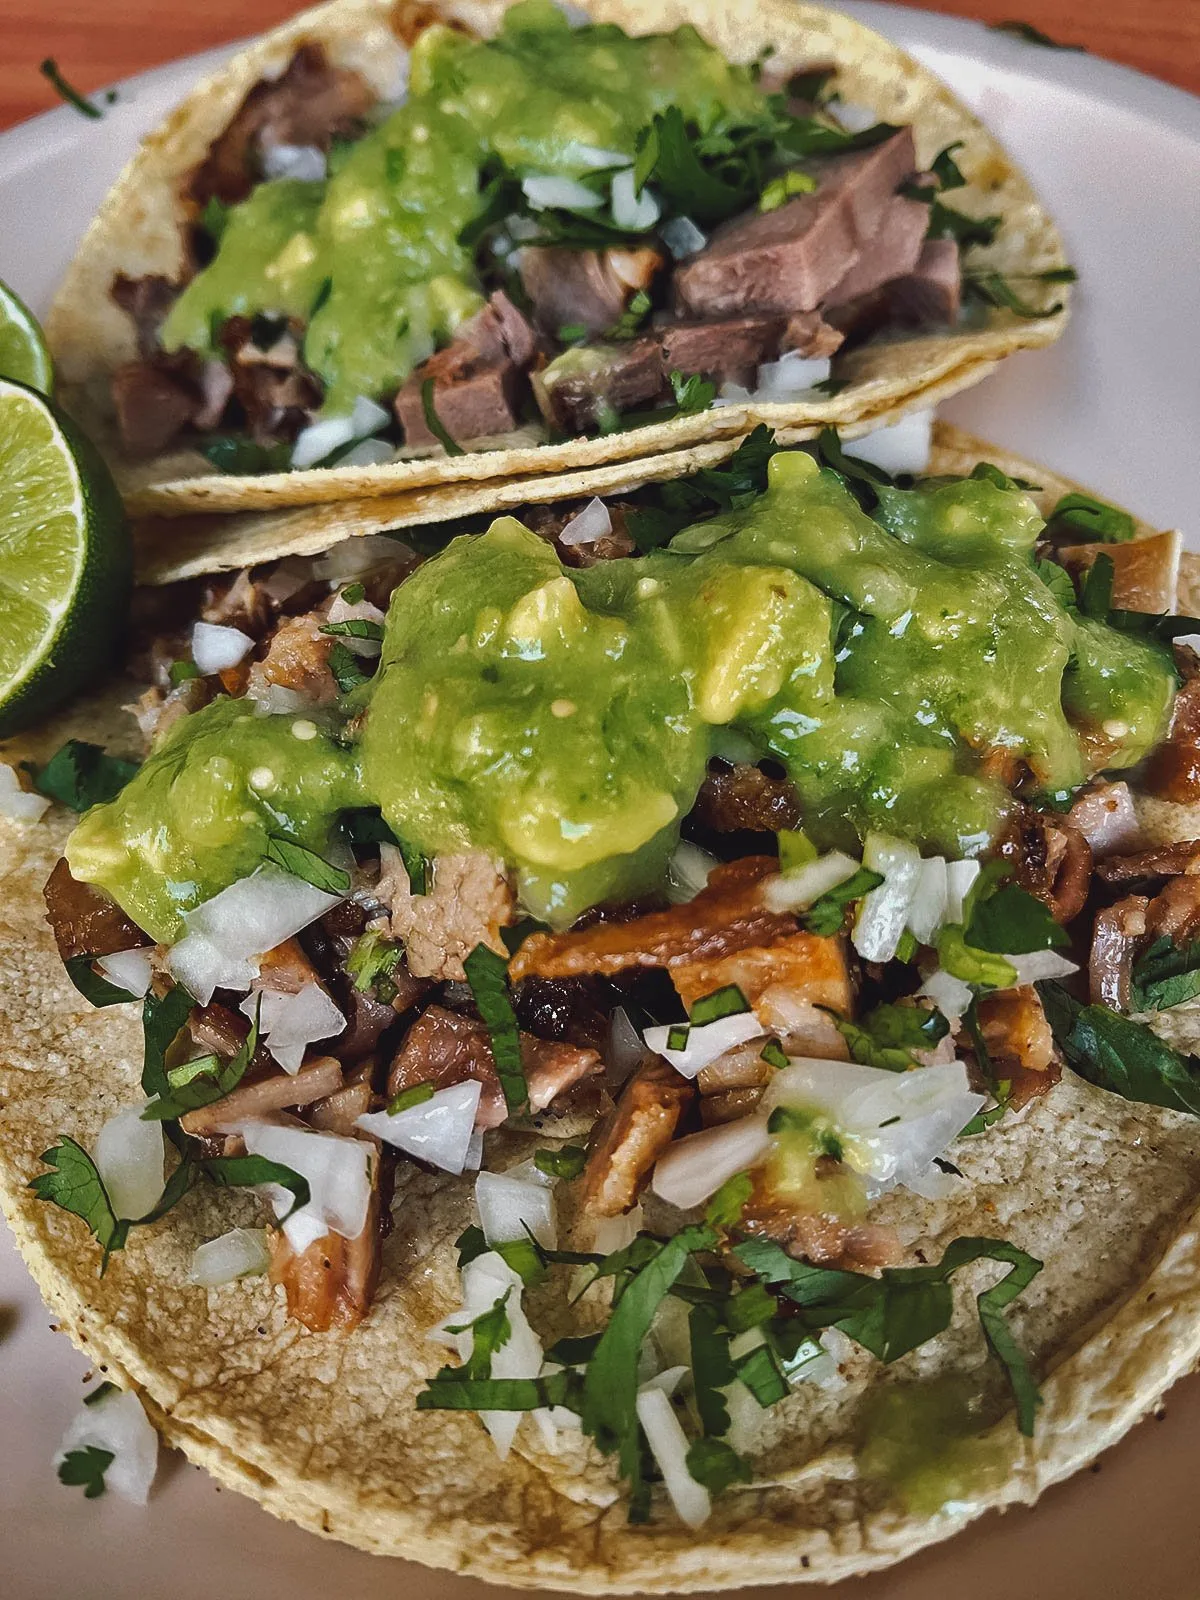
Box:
xmin=57 ymin=1445 xmax=114 ymax=1498
xmin=40 ymin=58 xmax=104 ymax=119
xmin=802 ymin=866 xmax=884 ymax=936
xmin=534 ymin=1144 xmax=588 ymax=1180
xmin=28 ymin=741 xmax=138 ymax=812
xmin=264 ymin=836 xmax=351 ymax=894
xmin=689 ymin=985 xmax=750 ymax=1026
xmin=420 ymin=378 xmax=466 ymax=456
xmin=462 ymin=943 xmax=527 ymax=1112
xmin=1038 ymin=980 xmax=1200 ymax=1116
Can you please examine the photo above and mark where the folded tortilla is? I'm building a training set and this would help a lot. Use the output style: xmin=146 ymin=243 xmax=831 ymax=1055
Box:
xmin=48 ymin=0 xmax=1069 ymax=520
xmin=3 ymin=433 xmax=1200 ymax=1588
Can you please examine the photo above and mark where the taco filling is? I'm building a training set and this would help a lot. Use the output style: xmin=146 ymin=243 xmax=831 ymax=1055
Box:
xmin=105 ymin=0 xmax=1051 ymax=470
xmin=24 ymin=429 xmax=1199 ymax=1529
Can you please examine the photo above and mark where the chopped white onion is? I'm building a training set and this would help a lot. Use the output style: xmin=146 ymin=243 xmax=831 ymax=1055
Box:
xmin=751 ymin=350 xmax=832 ymax=400
xmin=191 ymin=620 xmax=254 ymax=675
xmin=261 ymin=141 xmax=327 ymax=181
xmin=349 ymin=394 xmax=391 ymax=436
xmin=665 ymin=839 xmax=718 ymax=904
xmin=169 ymin=866 xmax=343 ymax=1004
xmin=291 ymin=395 xmax=390 ymax=470
xmin=605 ymin=1006 xmax=645 ymax=1087
xmin=765 ymin=1058 xmax=983 ymax=1194
xmin=324 ymin=592 xmax=387 ymax=657
xmin=640 ymin=1364 xmax=689 ymax=1397
xmin=1070 ymin=781 xmax=1140 ymax=856
xmin=356 ymin=1079 xmax=482 ymax=1174
xmin=95 ymin=947 xmax=153 ymax=999
xmin=610 ymin=168 xmax=660 ymax=229
xmin=832 ymin=100 xmax=879 ymax=133
xmin=315 ymin=533 xmax=413 ymax=583
xmin=644 ymin=1011 xmax=765 ymax=1079
xmin=944 ymin=859 xmax=981 ymax=924
xmin=635 ymin=1386 xmax=711 ymax=1527
xmin=249 ymin=682 xmax=310 ymax=717
xmin=853 ymin=832 xmax=921 ymax=962
xmin=764 ymin=849 xmax=859 ymax=913
xmin=558 ymin=496 xmax=612 ymax=548
xmin=241 ymin=981 xmax=345 ymax=1073
xmin=189 ymin=1226 xmax=271 ymax=1286
xmin=464 ymin=1128 xmax=485 ymax=1171
xmin=338 ymin=437 xmax=395 ymax=468
xmin=92 ymin=1106 xmax=165 ymax=1220
xmin=551 ymin=1 xmax=591 ymax=26
xmin=55 ymin=1387 xmax=158 ymax=1505
xmin=235 ymin=1120 xmax=373 ymax=1254
xmin=432 ymin=1252 xmax=545 ymax=1458
xmin=846 ymin=409 xmax=935 ymax=476
xmin=651 ymin=1115 xmax=771 ymax=1210
xmin=570 ymin=141 xmax=631 ymax=169
xmin=660 ymin=214 xmax=707 ymax=259
xmin=476 ymin=1169 xmax=557 ymax=1248
xmin=1007 ymin=950 xmax=1079 ymax=985
xmin=591 ymin=1203 xmax=644 ymax=1256
xmin=0 ymin=762 xmax=50 ymax=823
xmin=522 ymin=174 xmax=602 ymax=212
xmin=261 ymin=556 xmax=313 ymax=604
xmin=918 ymin=966 xmax=973 ymax=1024
xmin=905 ymin=856 xmax=948 ymax=945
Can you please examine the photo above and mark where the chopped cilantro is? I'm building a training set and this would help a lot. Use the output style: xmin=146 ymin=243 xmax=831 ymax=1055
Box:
xmin=777 ymin=826 xmax=817 ymax=873
xmin=1080 ymin=551 xmax=1115 ymax=619
xmin=141 ymin=1000 xmax=259 ymax=1122
xmin=199 ymin=435 xmax=291 ymax=475
xmin=168 ymin=658 xmax=200 ymax=687
xmin=447 ymin=1290 xmax=514 ymax=1379
xmin=935 ymin=925 xmax=1018 ymax=989
xmin=140 ymin=984 xmax=194 ymax=1098
xmin=534 ymin=1144 xmax=587 ymax=1180
xmin=63 ymin=954 xmax=141 ymax=1010
xmin=463 ymin=943 xmax=527 ymax=1112
xmin=965 ymin=267 xmax=1073 ymax=318
xmin=57 ymin=1445 xmax=114 ymax=1498
xmin=685 ymin=1436 xmax=751 ymax=1493
xmin=668 ymin=368 xmax=717 ymax=416
xmin=328 ymin=640 xmax=371 ymax=693
xmin=420 ymin=378 xmax=466 ymax=456
xmin=760 ymin=1040 xmax=790 ymax=1070
xmin=965 ymin=881 xmax=1069 ymax=954
xmin=1131 ymin=936 xmax=1200 ymax=1012
xmin=1038 ymin=980 xmax=1200 ymax=1117
xmin=318 ymin=617 xmax=384 ymax=642
xmin=758 ymin=169 xmax=816 ymax=212
xmin=802 ymin=866 xmax=883 ymax=936
xmin=346 ymin=927 xmax=403 ymax=998
xmin=705 ymin=1171 xmax=753 ymax=1228
xmin=833 ymin=1001 xmax=949 ymax=1072
xmin=388 ymin=1082 xmax=436 ymax=1116
xmin=1047 ymin=489 xmax=1134 ymax=544
xmin=264 ymin=836 xmax=351 ymax=895
xmin=28 ymin=741 xmax=138 ymax=812
xmin=689 ymin=985 xmax=750 ymax=1025
xmin=40 ymin=58 xmax=104 ymax=118
xmin=988 ymin=19 xmax=1084 ymax=49
xmin=606 ymin=289 xmax=652 ymax=341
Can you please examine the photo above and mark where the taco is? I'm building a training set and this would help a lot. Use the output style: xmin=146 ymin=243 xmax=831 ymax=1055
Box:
xmin=47 ymin=0 xmax=1070 ymax=519
xmin=4 ymin=424 xmax=1199 ymax=1589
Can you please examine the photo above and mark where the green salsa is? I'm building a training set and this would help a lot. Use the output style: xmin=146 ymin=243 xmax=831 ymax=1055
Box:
xmin=67 ymin=454 xmax=1176 ymax=933
xmin=856 ymin=1378 xmax=1013 ymax=1516
xmin=161 ymin=0 xmax=765 ymax=414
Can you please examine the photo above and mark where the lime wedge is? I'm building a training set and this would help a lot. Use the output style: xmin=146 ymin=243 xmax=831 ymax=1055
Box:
xmin=0 ymin=280 xmax=53 ymax=395
xmin=0 ymin=378 xmax=131 ymax=738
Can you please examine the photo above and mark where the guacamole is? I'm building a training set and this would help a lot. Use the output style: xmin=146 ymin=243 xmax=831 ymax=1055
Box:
xmin=68 ymin=452 xmax=1176 ymax=932
xmin=161 ymin=0 xmax=765 ymax=414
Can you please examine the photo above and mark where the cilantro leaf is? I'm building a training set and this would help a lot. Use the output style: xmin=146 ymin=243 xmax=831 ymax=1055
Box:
xmin=935 ymin=925 xmax=1018 ymax=989
xmin=57 ymin=1445 xmax=114 ymax=1498
xmin=732 ymin=1340 xmax=788 ymax=1405
xmin=802 ymin=866 xmax=883 ymax=936
xmin=346 ymin=927 xmax=403 ymax=998
xmin=1080 ymin=551 xmax=1115 ymax=619
xmin=534 ymin=1144 xmax=587 ymax=1180
xmin=264 ymin=836 xmax=351 ymax=895
xmin=40 ymin=58 xmax=104 ymax=119
xmin=29 ymin=1138 xmax=128 ymax=1266
xmin=1131 ymin=936 xmax=1200 ymax=1012
xmin=988 ymin=19 xmax=1084 ymax=49
xmin=816 ymin=426 xmax=893 ymax=504
xmin=327 ymin=640 xmax=372 ymax=692
xmin=463 ymin=943 xmax=528 ymax=1112
xmin=965 ymin=268 xmax=1070 ymax=318
xmin=456 ymin=1222 xmax=546 ymax=1286
xmin=927 ymin=203 xmax=1002 ymax=251
xmin=64 ymin=953 xmax=141 ymax=1010
xmin=834 ymin=1001 xmax=949 ymax=1072
xmin=758 ymin=169 xmax=816 ymax=212
xmin=689 ymin=1303 xmax=735 ymax=1436
xmin=668 ymin=369 xmax=717 ymax=416
xmin=689 ymin=984 xmax=749 ymax=1025
xmin=735 ymin=1233 xmax=1043 ymax=1433
xmin=705 ymin=1171 xmax=753 ymax=1228
xmin=318 ymin=618 xmax=384 ymax=642
xmin=30 ymin=742 xmax=138 ymax=812
xmin=199 ymin=436 xmax=292 ymax=475
xmin=1038 ymin=980 xmax=1200 ymax=1117
xmin=606 ymin=289 xmax=652 ymax=341
xmin=965 ymin=882 xmax=1069 ymax=954
xmin=626 ymin=425 xmax=779 ymax=552
xmin=140 ymin=984 xmax=194 ymax=1098
xmin=201 ymin=1153 xmax=311 ymax=1221
xmin=141 ymin=999 xmax=259 ymax=1121
xmin=1046 ymin=490 xmax=1135 ymax=544
xmin=388 ymin=1082 xmax=435 ymax=1115
xmin=685 ymin=1436 xmax=751 ymax=1493
xmin=420 ymin=378 xmax=465 ymax=456
xmin=1034 ymin=557 xmax=1079 ymax=613
xmin=634 ymin=106 xmax=752 ymax=224
xmin=417 ymin=1371 xmax=576 ymax=1412
xmin=447 ymin=1290 xmax=514 ymax=1380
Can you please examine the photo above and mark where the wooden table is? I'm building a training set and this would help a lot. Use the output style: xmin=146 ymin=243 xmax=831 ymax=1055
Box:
xmin=0 ymin=0 xmax=1196 ymax=130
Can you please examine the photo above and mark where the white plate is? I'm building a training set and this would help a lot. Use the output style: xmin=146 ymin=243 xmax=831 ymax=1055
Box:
xmin=2 ymin=10 xmax=1200 ymax=1598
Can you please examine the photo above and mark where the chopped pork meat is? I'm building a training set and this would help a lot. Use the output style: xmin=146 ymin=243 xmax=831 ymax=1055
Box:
xmin=1089 ymin=896 xmax=1149 ymax=1010
xmin=1058 ymin=530 xmax=1182 ymax=617
xmin=738 ymin=1199 xmax=903 ymax=1271
xmin=1068 ymin=780 xmax=1140 ymax=858
xmin=823 ymin=193 xmax=928 ymax=309
xmin=309 ymin=1062 xmax=377 ymax=1134
xmin=245 ymin=611 xmax=338 ymax=703
xmin=672 ymin=930 xmax=853 ymax=1059
xmin=974 ymin=985 xmax=1059 ymax=1113
xmin=376 ymin=847 xmax=513 ymax=982
xmin=179 ymin=1056 xmax=344 ymax=1137
xmin=533 ymin=337 xmax=665 ymax=434
xmin=780 ymin=309 xmax=846 ymax=358
xmin=111 ymin=274 xmax=179 ymax=360
xmin=1096 ymin=840 xmax=1200 ymax=883
xmin=998 ymin=806 xmax=1093 ymax=923
xmin=200 ymin=568 xmax=276 ymax=637
xmin=580 ymin=1055 xmax=694 ymax=1217
xmin=268 ymin=1141 xmax=383 ymax=1333
xmin=691 ymin=761 xmax=803 ymax=833
xmin=130 ymin=676 xmax=214 ymax=749
xmin=519 ymin=247 xmax=661 ymax=338
xmin=659 ymin=316 xmax=784 ymax=388
xmin=42 ymin=859 xmax=149 ymax=965
xmin=508 ymin=857 xmax=796 ymax=981
xmin=111 ymin=352 xmax=204 ymax=457
xmin=887 ymin=238 xmax=961 ymax=325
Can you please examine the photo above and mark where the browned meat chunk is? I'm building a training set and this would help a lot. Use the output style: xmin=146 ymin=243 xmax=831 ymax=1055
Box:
xmin=1067 ymin=780 xmax=1140 ymax=859
xmin=533 ymin=338 xmax=665 ymax=433
xmin=509 ymin=857 xmax=796 ymax=981
xmin=268 ymin=1142 xmax=382 ymax=1333
xmin=111 ymin=274 xmax=179 ymax=360
xmin=674 ymin=130 xmax=917 ymax=318
xmin=659 ymin=316 xmax=783 ymax=387
xmin=519 ymin=246 xmax=661 ymax=338
xmin=386 ymin=1005 xmax=601 ymax=1130
xmin=466 ymin=289 xmax=538 ymax=368
xmin=887 ymin=238 xmax=961 ymax=325
xmin=1097 ymin=840 xmax=1200 ymax=883
xmin=523 ymin=501 xmax=637 ymax=567
xmin=581 ymin=1055 xmax=694 ymax=1216
xmin=672 ymin=930 xmax=853 ymax=1059
xmin=111 ymin=353 xmax=203 ymax=457
xmin=823 ymin=193 xmax=929 ymax=308
xmin=692 ymin=761 xmax=802 ymax=833
xmin=200 ymin=569 xmax=275 ymax=637
xmin=739 ymin=1197 xmax=903 ymax=1271
xmin=1089 ymin=896 xmax=1149 ymax=1009
xmin=191 ymin=44 xmax=374 ymax=207
xmin=179 ymin=1055 xmax=344 ymax=1136
xmin=395 ymin=291 xmax=537 ymax=448
xmin=376 ymin=847 xmax=513 ymax=982
xmin=309 ymin=1062 xmax=376 ymax=1135
xmin=219 ymin=315 xmax=322 ymax=445
xmin=1058 ymin=530 xmax=1182 ymax=617
xmin=244 ymin=611 xmax=338 ymax=703
xmin=43 ymin=859 xmax=149 ymax=964
xmin=997 ymin=807 xmax=1093 ymax=923
xmin=781 ymin=309 xmax=845 ymax=358
xmin=1144 ymin=875 xmax=1200 ymax=944
xmin=974 ymin=986 xmax=1061 ymax=1111
xmin=1144 ymin=668 xmax=1200 ymax=803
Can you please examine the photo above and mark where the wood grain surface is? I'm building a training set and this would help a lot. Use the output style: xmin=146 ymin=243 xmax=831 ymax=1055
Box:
xmin=0 ymin=0 xmax=1196 ymax=130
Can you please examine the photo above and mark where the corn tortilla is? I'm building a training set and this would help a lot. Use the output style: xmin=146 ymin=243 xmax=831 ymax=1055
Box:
xmin=48 ymin=0 xmax=1070 ymax=520
xmin=3 ymin=437 xmax=1197 ymax=1588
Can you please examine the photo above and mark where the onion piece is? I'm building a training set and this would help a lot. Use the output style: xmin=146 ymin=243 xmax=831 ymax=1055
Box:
xmin=558 ymin=496 xmax=612 ymax=548
xmin=261 ymin=556 xmax=314 ymax=604
xmin=337 ymin=437 xmax=395 ymax=468
xmin=853 ymin=833 xmax=921 ymax=962
xmin=643 ymin=1011 xmax=765 ymax=1079
xmin=249 ymin=682 xmax=310 ymax=717
xmin=476 ymin=1169 xmax=557 ymax=1248
xmin=905 ymin=856 xmax=948 ymax=944
xmin=432 ymin=1252 xmax=545 ymax=1458
xmin=234 ymin=1120 xmax=373 ymax=1254
xmin=764 ymin=850 xmax=859 ymax=913
xmin=324 ymin=592 xmax=386 ymax=657
xmin=665 ymin=840 xmax=718 ymax=905
xmin=292 ymin=395 xmax=390 ymax=470
xmin=610 ymin=168 xmax=660 ymax=229
xmin=261 ymin=141 xmax=327 ymax=181
xmin=242 ymin=981 xmax=345 ymax=1074
xmin=189 ymin=1226 xmax=271 ymax=1286
xmin=833 ymin=100 xmax=879 ymax=133
xmin=55 ymin=1387 xmax=158 ymax=1505
xmin=1007 ymin=950 xmax=1079 ymax=985
xmin=315 ymin=533 xmax=414 ymax=583
xmin=918 ymin=966 xmax=973 ymax=1025
xmin=92 ymin=1106 xmax=165 ymax=1220
xmin=651 ymin=1115 xmax=771 ymax=1210
xmin=168 ymin=933 xmax=258 ymax=1007
xmin=1069 ymin=781 xmax=1140 ymax=856
xmin=0 ymin=762 xmax=50 ymax=823
xmin=522 ymin=174 xmax=602 ymax=211
xmin=95 ymin=947 xmax=154 ymax=999
xmin=356 ymin=1079 xmax=482 ymax=1174
xmin=765 ymin=1058 xmax=983 ymax=1194
xmin=635 ymin=1386 xmax=711 ymax=1528
xmin=944 ymin=859 xmax=981 ymax=924
xmin=660 ymin=215 xmax=707 ymax=259
xmin=846 ymin=409 xmax=934 ymax=476
xmin=752 ymin=350 xmax=832 ymax=399
xmin=191 ymin=620 xmax=254 ymax=674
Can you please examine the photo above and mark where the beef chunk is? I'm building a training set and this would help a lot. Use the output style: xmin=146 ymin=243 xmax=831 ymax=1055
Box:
xmin=533 ymin=338 xmax=665 ymax=433
xmin=519 ymin=246 xmax=660 ymax=338
xmin=394 ymin=291 xmax=537 ymax=449
xmin=43 ymin=859 xmax=149 ymax=964
xmin=674 ymin=130 xmax=917 ymax=318
xmin=659 ymin=315 xmax=783 ymax=387
xmin=111 ymin=274 xmax=180 ymax=360
xmin=823 ymin=193 xmax=929 ymax=307
xmin=111 ymin=352 xmax=204 ymax=457
xmin=781 ymin=309 xmax=845 ymax=358
xmin=888 ymin=238 xmax=961 ymax=325
xmin=190 ymin=43 xmax=374 ymax=207
xmin=220 ymin=315 xmax=322 ymax=444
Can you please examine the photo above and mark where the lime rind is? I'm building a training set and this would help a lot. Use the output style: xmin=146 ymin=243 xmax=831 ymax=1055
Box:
xmin=0 ymin=279 xmax=54 ymax=396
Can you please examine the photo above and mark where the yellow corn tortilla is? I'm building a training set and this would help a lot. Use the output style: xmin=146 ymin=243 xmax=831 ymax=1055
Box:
xmin=49 ymin=0 xmax=1070 ymax=520
xmin=4 ymin=434 xmax=1196 ymax=1589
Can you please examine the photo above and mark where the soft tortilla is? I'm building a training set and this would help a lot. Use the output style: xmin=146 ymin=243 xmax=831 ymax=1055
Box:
xmin=3 ymin=437 xmax=1198 ymax=1591
xmin=49 ymin=0 xmax=1070 ymax=519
